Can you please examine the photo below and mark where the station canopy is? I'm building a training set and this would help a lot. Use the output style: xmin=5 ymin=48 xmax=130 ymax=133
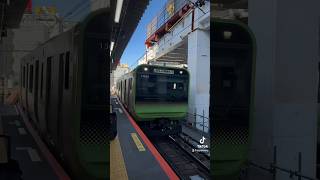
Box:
xmin=111 ymin=0 xmax=150 ymax=70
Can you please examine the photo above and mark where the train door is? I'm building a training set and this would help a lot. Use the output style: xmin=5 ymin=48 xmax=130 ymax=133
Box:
xmin=34 ymin=60 xmax=39 ymax=123
xmin=22 ymin=65 xmax=26 ymax=108
xmin=124 ymin=79 xmax=127 ymax=106
xmin=121 ymin=81 xmax=123 ymax=101
xmin=128 ymin=78 xmax=132 ymax=109
xmin=45 ymin=57 xmax=52 ymax=135
xmin=28 ymin=63 xmax=34 ymax=118
xmin=57 ymin=53 xmax=64 ymax=148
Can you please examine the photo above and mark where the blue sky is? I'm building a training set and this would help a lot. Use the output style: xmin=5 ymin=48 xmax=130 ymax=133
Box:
xmin=120 ymin=0 xmax=167 ymax=67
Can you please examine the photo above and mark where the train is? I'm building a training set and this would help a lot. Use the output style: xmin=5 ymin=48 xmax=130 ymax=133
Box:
xmin=116 ymin=64 xmax=189 ymax=136
xmin=210 ymin=18 xmax=256 ymax=179
xmin=19 ymin=9 xmax=114 ymax=180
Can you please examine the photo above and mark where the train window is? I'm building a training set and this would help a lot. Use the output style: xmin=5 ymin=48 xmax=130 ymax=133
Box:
xmin=23 ymin=66 xmax=26 ymax=88
xmin=222 ymin=67 xmax=236 ymax=90
xmin=121 ymin=81 xmax=123 ymax=94
xmin=136 ymin=74 xmax=188 ymax=102
xmin=40 ymin=63 xmax=44 ymax=98
xmin=129 ymin=78 xmax=132 ymax=90
xmin=35 ymin=60 xmax=39 ymax=90
xmin=64 ymin=51 xmax=70 ymax=89
xmin=26 ymin=64 xmax=29 ymax=89
xmin=124 ymin=80 xmax=127 ymax=101
xmin=46 ymin=57 xmax=52 ymax=90
xmin=29 ymin=65 xmax=34 ymax=93
xmin=167 ymin=82 xmax=184 ymax=90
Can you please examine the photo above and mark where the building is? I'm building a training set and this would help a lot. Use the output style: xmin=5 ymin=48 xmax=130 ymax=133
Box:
xmin=110 ymin=64 xmax=130 ymax=94
xmin=0 ymin=12 xmax=50 ymax=98
xmin=143 ymin=0 xmax=210 ymax=132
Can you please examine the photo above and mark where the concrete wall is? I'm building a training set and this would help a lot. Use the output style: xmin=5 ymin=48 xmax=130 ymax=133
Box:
xmin=248 ymin=0 xmax=320 ymax=179
xmin=187 ymin=29 xmax=210 ymax=132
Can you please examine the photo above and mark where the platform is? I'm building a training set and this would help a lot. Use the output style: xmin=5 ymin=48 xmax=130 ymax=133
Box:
xmin=0 ymin=103 xmax=69 ymax=180
xmin=110 ymin=96 xmax=178 ymax=180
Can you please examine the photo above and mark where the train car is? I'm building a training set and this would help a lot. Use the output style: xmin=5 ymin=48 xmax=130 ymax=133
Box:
xmin=211 ymin=18 xmax=256 ymax=180
xmin=116 ymin=64 xmax=189 ymax=136
xmin=20 ymin=9 xmax=113 ymax=180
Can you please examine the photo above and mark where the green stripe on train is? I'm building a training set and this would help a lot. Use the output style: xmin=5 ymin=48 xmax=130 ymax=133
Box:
xmin=134 ymin=103 xmax=188 ymax=121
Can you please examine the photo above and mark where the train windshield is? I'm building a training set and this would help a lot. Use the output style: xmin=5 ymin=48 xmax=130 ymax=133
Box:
xmin=136 ymin=73 xmax=188 ymax=102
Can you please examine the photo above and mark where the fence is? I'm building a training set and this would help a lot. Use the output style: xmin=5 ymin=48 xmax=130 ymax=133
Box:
xmin=182 ymin=108 xmax=210 ymax=137
xmin=181 ymin=110 xmax=319 ymax=180
xmin=244 ymin=146 xmax=319 ymax=180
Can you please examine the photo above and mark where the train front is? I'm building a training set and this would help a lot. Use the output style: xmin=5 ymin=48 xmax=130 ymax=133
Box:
xmin=71 ymin=8 xmax=111 ymax=180
xmin=133 ymin=65 xmax=189 ymax=136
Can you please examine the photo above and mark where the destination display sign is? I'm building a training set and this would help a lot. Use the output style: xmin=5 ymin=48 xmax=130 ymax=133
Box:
xmin=153 ymin=68 xmax=174 ymax=74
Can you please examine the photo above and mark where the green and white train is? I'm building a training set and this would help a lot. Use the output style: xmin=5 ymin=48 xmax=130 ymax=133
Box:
xmin=20 ymin=9 xmax=114 ymax=180
xmin=116 ymin=65 xmax=189 ymax=136
xmin=211 ymin=18 xmax=256 ymax=180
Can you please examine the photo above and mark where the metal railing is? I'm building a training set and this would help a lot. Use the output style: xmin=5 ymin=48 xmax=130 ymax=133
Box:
xmin=245 ymin=146 xmax=319 ymax=180
xmin=183 ymin=108 xmax=210 ymax=137
xmin=147 ymin=0 xmax=190 ymax=38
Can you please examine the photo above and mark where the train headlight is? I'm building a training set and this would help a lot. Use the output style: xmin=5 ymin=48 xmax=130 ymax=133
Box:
xmin=179 ymin=71 xmax=183 ymax=74
xmin=144 ymin=67 xmax=148 ymax=71
xmin=223 ymin=31 xmax=232 ymax=40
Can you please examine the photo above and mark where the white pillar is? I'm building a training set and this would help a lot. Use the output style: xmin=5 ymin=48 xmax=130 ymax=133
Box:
xmin=187 ymin=29 xmax=210 ymax=133
xmin=248 ymin=0 xmax=320 ymax=179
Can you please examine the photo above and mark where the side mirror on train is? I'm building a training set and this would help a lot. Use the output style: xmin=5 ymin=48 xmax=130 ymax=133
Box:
xmin=109 ymin=112 xmax=117 ymax=140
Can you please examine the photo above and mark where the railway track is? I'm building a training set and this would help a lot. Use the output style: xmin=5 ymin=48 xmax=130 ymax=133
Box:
xmin=152 ymin=135 xmax=210 ymax=180
xmin=179 ymin=132 xmax=211 ymax=158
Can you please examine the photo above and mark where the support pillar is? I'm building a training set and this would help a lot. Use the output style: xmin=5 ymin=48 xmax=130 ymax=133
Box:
xmin=248 ymin=0 xmax=320 ymax=179
xmin=187 ymin=29 xmax=210 ymax=133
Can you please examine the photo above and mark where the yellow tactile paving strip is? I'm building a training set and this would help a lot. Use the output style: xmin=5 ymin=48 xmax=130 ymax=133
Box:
xmin=130 ymin=133 xmax=146 ymax=152
xmin=110 ymin=136 xmax=128 ymax=180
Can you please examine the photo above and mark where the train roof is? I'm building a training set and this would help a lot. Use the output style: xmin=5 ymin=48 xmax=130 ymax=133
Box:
xmin=133 ymin=64 xmax=188 ymax=71
xmin=117 ymin=64 xmax=189 ymax=82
